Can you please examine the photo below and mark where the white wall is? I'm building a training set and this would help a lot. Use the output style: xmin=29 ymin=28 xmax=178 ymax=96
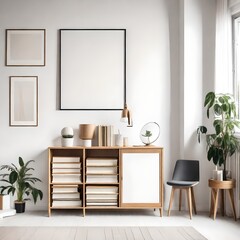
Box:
xmin=0 ymin=0 xmax=217 ymax=212
xmin=179 ymin=0 xmax=216 ymax=211
xmin=0 ymin=0 xmax=174 ymax=210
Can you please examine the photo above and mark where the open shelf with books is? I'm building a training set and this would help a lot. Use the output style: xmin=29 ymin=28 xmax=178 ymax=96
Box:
xmin=86 ymin=158 xmax=119 ymax=184
xmin=48 ymin=146 xmax=163 ymax=217
xmin=85 ymin=185 xmax=119 ymax=208
xmin=51 ymin=184 xmax=82 ymax=208
xmin=85 ymin=148 xmax=119 ymax=209
xmin=48 ymin=147 xmax=84 ymax=216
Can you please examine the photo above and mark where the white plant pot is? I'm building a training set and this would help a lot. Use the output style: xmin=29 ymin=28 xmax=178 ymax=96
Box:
xmin=61 ymin=138 xmax=74 ymax=147
xmin=81 ymin=139 xmax=92 ymax=147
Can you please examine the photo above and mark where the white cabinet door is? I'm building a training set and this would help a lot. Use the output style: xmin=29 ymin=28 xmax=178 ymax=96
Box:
xmin=121 ymin=153 xmax=159 ymax=204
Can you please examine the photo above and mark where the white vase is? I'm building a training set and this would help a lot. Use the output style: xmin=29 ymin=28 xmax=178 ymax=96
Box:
xmin=212 ymin=169 xmax=223 ymax=181
xmin=81 ymin=139 xmax=92 ymax=147
xmin=61 ymin=138 xmax=74 ymax=147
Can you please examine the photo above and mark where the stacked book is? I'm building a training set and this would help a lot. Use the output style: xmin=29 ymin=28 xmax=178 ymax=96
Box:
xmin=86 ymin=158 xmax=118 ymax=166
xmin=86 ymin=158 xmax=118 ymax=183
xmin=52 ymin=185 xmax=82 ymax=207
xmin=51 ymin=157 xmax=82 ymax=183
xmin=97 ymin=125 xmax=114 ymax=146
xmin=86 ymin=186 xmax=118 ymax=207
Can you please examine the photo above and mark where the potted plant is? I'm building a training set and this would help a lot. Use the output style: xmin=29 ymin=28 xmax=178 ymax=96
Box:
xmin=141 ymin=130 xmax=152 ymax=145
xmin=0 ymin=157 xmax=43 ymax=213
xmin=61 ymin=127 xmax=74 ymax=147
xmin=197 ymin=92 xmax=240 ymax=180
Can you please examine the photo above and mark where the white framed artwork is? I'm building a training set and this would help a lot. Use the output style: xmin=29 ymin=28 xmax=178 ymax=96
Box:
xmin=6 ymin=29 xmax=46 ymax=66
xmin=10 ymin=76 xmax=38 ymax=126
xmin=60 ymin=29 xmax=126 ymax=110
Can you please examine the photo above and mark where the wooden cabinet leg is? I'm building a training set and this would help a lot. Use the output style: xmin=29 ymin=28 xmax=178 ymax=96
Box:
xmin=159 ymin=208 xmax=163 ymax=217
xmin=83 ymin=208 xmax=85 ymax=217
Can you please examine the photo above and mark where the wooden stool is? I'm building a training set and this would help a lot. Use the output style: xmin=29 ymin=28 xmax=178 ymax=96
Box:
xmin=208 ymin=179 xmax=237 ymax=221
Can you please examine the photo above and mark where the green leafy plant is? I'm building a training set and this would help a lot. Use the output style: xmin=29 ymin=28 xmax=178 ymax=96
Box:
xmin=0 ymin=157 xmax=43 ymax=203
xmin=142 ymin=130 xmax=152 ymax=144
xmin=197 ymin=92 xmax=240 ymax=179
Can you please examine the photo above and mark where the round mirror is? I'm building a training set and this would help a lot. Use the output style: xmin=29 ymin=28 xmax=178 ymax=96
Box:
xmin=140 ymin=122 xmax=160 ymax=145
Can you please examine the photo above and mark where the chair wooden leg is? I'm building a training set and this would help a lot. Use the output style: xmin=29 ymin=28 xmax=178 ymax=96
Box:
xmin=186 ymin=188 xmax=192 ymax=219
xmin=168 ymin=186 xmax=196 ymax=219
xmin=191 ymin=187 xmax=197 ymax=214
xmin=179 ymin=189 xmax=182 ymax=211
xmin=168 ymin=187 xmax=175 ymax=216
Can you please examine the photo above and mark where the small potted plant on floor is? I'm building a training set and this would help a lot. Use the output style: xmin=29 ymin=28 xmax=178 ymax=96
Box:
xmin=0 ymin=157 xmax=43 ymax=213
xmin=197 ymin=92 xmax=240 ymax=180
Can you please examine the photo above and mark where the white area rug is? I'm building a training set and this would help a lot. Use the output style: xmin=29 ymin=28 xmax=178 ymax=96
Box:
xmin=0 ymin=226 xmax=207 ymax=240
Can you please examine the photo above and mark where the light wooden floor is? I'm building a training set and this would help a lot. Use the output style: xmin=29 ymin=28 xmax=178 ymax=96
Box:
xmin=1 ymin=210 xmax=240 ymax=239
xmin=0 ymin=226 xmax=206 ymax=240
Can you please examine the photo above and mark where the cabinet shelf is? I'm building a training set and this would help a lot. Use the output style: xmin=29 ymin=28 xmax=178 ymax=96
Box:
xmin=52 ymin=173 xmax=81 ymax=175
xmin=85 ymin=173 xmax=118 ymax=176
xmin=85 ymin=206 xmax=119 ymax=209
xmin=50 ymin=206 xmax=83 ymax=209
xmin=51 ymin=182 xmax=82 ymax=184
xmin=50 ymin=183 xmax=83 ymax=185
xmin=85 ymin=183 xmax=120 ymax=185
xmin=86 ymin=193 xmax=119 ymax=195
xmin=48 ymin=146 xmax=163 ymax=217
xmin=52 ymin=162 xmax=81 ymax=164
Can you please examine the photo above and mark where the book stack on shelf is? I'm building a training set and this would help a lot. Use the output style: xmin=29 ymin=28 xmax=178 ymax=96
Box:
xmin=97 ymin=125 xmax=114 ymax=146
xmin=52 ymin=185 xmax=82 ymax=207
xmin=51 ymin=157 xmax=82 ymax=183
xmin=86 ymin=158 xmax=118 ymax=183
xmin=86 ymin=186 xmax=118 ymax=207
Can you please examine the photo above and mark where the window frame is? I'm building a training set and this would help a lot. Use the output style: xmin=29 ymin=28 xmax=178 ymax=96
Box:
xmin=232 ymin=14 xmax=240 ymax=117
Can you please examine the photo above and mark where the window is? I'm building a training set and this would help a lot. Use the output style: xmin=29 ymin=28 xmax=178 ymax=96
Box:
xmin=233 ymin=15 xmax=240 ymax=117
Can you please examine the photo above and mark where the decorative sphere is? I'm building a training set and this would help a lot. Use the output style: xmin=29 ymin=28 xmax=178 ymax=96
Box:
xmin=61 ymin=127 xmax=74 ymax=137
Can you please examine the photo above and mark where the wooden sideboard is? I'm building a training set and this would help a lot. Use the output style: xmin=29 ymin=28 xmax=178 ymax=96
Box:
xmin=48 ymin=146 xmax=164 ymax=217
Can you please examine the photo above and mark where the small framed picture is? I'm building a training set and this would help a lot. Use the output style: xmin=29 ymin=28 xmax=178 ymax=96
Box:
xmin=10 ymin=76 xmax=38 ymax=126
xmin=6 ymin=29 xmax=46 ymax=66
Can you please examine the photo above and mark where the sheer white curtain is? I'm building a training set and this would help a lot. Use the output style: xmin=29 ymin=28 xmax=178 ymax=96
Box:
xmin=215 ymin=0 xmax=240 ymax=218
xmin=214 ymin=0 xmax=233 ymax=94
